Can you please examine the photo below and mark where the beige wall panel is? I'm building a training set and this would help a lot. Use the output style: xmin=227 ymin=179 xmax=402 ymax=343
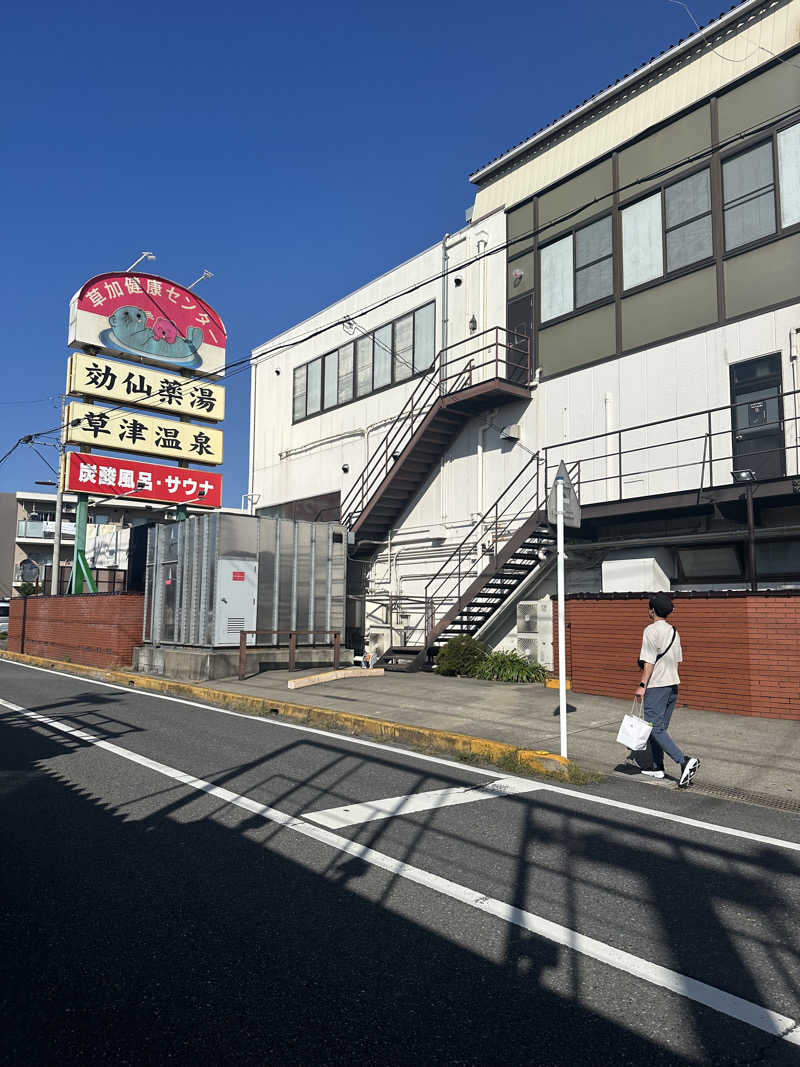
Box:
xmin=618 ymin=106 xmax=711 ymax=198
xmin=473 ymin=1 xmax=798 ymax=218
xmin=621 ymin=268 xmax=717 ymax=351
xmin=538 ymin=304 xmax=616 ymax=377
xmin=718 ymin=59 xmax=800 ymax=142
xmin=724 ymin=234 xmax=800 ymax=318
xmin=538 ymin=159 xmax=613 ymax=239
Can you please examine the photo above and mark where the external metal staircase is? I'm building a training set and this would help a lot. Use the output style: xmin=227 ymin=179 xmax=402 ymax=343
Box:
xmin=341 ymin=327 xmax=530 ymax=556
xmin=373 ymin=455 xmax=579 ymax=672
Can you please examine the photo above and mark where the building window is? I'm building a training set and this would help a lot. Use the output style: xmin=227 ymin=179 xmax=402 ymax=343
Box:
xmin=413 ymin=303 xmax=435 ymax=372
xmin=323 ymin=350 xmax=338 ymax=409
xmin=355 ymin=336 xmax=372 ymax=397
xmin=622 ymin=168 xmax=712 ymax=288
xmin=338 ymin=343 xmax=354 ymax=404
xmin=622 ymin=193 xmax=663 ymax=289
xmin=665 ymin=169 xmax=712 ymax=271
xmin=292 ymin=366 xmax=305 ymax=422
xmin=575 ymin=216 xmax=613 ymax=308
xmin=393 ymin=314 xmax=413 ymax=381
xmin=722 ymin=141 xmax=776 ymax=251
xmin=373 ymin=324 xmax=392 ymax=389
xmin=306 ymin=357 xmax=322 ymax=415
xmin=540 ymin=215 xmax=613 ymax=323
xmin=291 ymin=301 xmax=436 ymax=421
xmin=540 ymin=235 xmax=573 ymax=322
xmin=777 ymin=122 xmax=800 ymax=228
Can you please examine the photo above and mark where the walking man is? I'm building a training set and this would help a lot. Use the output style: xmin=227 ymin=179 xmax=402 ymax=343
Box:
xmin=635 ymin=593 xmax=700 ymax=788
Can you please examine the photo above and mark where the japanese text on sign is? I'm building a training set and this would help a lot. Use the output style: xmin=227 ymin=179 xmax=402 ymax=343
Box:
xmin=65 ymin=402 xmax=223 ymax=465
xmin=67 ymin=353 xmax=224 ymax=422
xmin=64 ymin=452 xmax=222 ymax=508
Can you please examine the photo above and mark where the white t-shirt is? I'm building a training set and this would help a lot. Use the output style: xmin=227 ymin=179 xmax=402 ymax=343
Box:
xmin=640 ymin=619 xmax=682 ymax=687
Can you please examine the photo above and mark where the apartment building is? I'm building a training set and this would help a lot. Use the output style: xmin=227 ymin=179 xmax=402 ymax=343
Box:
xmin=4 ymin=491 xmax=204 ymax=596
xmin=249 ymin=0 xmax=800 ymax=665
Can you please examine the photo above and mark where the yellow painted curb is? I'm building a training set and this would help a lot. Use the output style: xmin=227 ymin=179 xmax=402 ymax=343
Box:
xmin=0 ymin=649 xmax=575 ymax=779
xmin=545 ymin=678 xmax=571 ymax=690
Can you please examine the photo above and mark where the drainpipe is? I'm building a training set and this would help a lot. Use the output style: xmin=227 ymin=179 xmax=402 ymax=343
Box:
xmin=441 ymin=233 xmax=449 ymax=366
xmin=477 ymin=409 xmax=497 ymax=518
xmin=604 ymin=392 xmax=614 ymax=494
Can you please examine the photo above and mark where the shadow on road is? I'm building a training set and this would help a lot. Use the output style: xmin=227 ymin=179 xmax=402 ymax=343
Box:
xmin=0 ymin=708 xmax=797 ymax=1066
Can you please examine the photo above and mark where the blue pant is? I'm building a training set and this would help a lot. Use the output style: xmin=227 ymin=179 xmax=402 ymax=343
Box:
xmin=643 ymin=685 xmax=685 ymax=770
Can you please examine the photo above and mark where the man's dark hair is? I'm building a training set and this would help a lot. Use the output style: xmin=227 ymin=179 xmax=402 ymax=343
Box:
xmin=649 ymin=592 xmax=674 ymax=618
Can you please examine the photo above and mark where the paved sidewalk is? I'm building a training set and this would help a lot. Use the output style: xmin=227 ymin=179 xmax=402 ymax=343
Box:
xmin=211 ymin=669 xmax=800 ymax=808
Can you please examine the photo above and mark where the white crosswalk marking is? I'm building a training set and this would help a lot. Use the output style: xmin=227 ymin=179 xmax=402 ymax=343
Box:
xmin=303 ymin=777 xmax=544 ymax=828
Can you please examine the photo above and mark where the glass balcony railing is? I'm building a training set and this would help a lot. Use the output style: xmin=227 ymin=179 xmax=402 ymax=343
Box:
xmin=17 ymin=520 xmax=76 ymax=539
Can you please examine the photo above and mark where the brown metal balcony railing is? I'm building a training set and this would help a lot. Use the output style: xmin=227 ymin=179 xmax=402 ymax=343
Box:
xmin=421 ymin=387 xmax=799 ymax=649
xmin=238 ymin=629 xmax=342 ymax=679
xmin=538 ymin=388 xmax=799 ymax=506
xmin=340 ymin=327 xmax=531 ymax=529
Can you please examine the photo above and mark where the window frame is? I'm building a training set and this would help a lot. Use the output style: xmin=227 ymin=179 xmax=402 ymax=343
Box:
xmin=291 ymin=299 xmax=437 ymax=424
xmin=538 ymin=210 xmax=616 ymax=327
xmin=717 ymin=120 xmax=800 ymax=259
xmin=619 ymin=160 xmax=716 ymax=297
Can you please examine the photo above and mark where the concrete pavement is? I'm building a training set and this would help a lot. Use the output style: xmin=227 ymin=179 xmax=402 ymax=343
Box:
xmin=212 ymin=668 xmax=800 ymax=810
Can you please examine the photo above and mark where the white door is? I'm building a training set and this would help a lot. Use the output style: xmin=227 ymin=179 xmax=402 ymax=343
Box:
xmin=214 ymin=558 xmax=258 ymax=646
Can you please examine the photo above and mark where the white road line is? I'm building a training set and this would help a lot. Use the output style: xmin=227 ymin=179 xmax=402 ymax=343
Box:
xmin=2 ymin=658 xmax=800 ymax=853
xmin=304 ymin=777 xmax=544 ymax=828
xmin=3 ymin=694 xmax=798 ymax=1048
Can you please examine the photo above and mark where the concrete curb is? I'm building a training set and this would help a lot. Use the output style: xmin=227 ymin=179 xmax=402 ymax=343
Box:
xmin=0 ymin=650 xmax=575 ymax=779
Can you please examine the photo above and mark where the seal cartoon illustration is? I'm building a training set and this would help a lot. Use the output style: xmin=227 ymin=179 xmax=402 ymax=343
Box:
xmin=100 ymin=306 xmax=203 ymax=368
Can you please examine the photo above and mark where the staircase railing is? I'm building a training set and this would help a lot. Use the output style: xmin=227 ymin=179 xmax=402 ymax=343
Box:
xmin=340 ymin=326 xmax=530 ymax=529
xmin=424 ymin=455 xmax=580 ymax=639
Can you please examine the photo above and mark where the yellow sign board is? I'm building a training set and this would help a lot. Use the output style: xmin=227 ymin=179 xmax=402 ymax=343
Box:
xmin=65 ymin=402 xmax=224 ymax=466
xmin=67 ymin=353 xmax=224 ymax=422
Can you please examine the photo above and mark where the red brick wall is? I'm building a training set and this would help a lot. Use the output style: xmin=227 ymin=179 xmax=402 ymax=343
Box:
xmin=553 ymin=592 xmax=800 ymax=720
xmin=8 ymin=594 xmax=145 ymax=669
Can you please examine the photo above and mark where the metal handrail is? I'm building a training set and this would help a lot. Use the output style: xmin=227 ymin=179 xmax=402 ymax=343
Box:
xmin=422 ymin=454 xmax=579 ymax=637
xmin=341 ymin=327 xmax=530 ymax=528
xmin=238 ymin=629 xmax=342 ymax=679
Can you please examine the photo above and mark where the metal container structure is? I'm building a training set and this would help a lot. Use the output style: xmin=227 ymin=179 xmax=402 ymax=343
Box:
xmin=144 ymin=513 xmax=346 ymax=647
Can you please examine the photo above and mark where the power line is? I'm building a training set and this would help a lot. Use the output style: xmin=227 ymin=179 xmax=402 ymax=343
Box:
xmin=8 ymin=97 xmax=800 ymax=456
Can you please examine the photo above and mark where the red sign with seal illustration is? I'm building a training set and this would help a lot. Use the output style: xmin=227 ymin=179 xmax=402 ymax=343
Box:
xmin=69 ymin=272 xmax=226 ymax=377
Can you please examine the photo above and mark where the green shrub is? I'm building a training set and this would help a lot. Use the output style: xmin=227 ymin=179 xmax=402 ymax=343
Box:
xmin=471 ymin=650 xmax=547 ymax=683
xmin=435 ymin=636 xmax=488 ymax=676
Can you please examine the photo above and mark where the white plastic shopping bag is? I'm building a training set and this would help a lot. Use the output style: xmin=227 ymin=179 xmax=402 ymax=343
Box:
xmin=616 ymin=698 xmax=652 ymax=751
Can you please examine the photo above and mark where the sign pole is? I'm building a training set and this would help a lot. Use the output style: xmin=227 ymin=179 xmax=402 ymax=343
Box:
xmin=71 ymin=491 xmax=89 ymax=595
xmin=50 ymin=396 xmax=66 ymax=595
xmin=556 ymin=476 xmax=568 ymax=760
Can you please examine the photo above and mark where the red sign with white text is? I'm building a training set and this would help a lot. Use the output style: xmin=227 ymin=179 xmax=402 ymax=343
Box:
xmin=65 ymin=452 xmax=222 ymax=508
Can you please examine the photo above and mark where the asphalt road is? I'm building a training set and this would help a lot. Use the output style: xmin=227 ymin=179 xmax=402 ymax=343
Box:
xmin=1 ymin=658 xmax=798 ymax=1066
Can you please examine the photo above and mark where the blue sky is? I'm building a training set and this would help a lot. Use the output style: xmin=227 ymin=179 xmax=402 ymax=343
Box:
xmin=1 ymin=0 xmax=728 ymax=506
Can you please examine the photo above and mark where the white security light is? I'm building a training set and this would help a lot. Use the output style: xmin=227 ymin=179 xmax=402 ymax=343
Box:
xmin=126 ymin=252 xmax=156 ymax=272
xmin=731 ymin=469 xmax=757 ymax=483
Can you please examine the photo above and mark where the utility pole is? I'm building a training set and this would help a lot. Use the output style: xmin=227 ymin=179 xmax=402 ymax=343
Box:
xmin=50 ymin=396 xmax=66 ymax=595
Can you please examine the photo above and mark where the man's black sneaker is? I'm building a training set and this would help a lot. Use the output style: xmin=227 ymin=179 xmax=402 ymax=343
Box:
xmin=678 ymin=756 xmax=700 ymax=788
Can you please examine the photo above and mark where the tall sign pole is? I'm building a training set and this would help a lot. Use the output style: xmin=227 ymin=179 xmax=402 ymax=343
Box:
xmin=547 ymin=460 xmax=581 ymax=761
xmin=50 ymin=395 xmax=67 ymax=595
xmin=556 ymin=476 xmax=567 ymax=759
